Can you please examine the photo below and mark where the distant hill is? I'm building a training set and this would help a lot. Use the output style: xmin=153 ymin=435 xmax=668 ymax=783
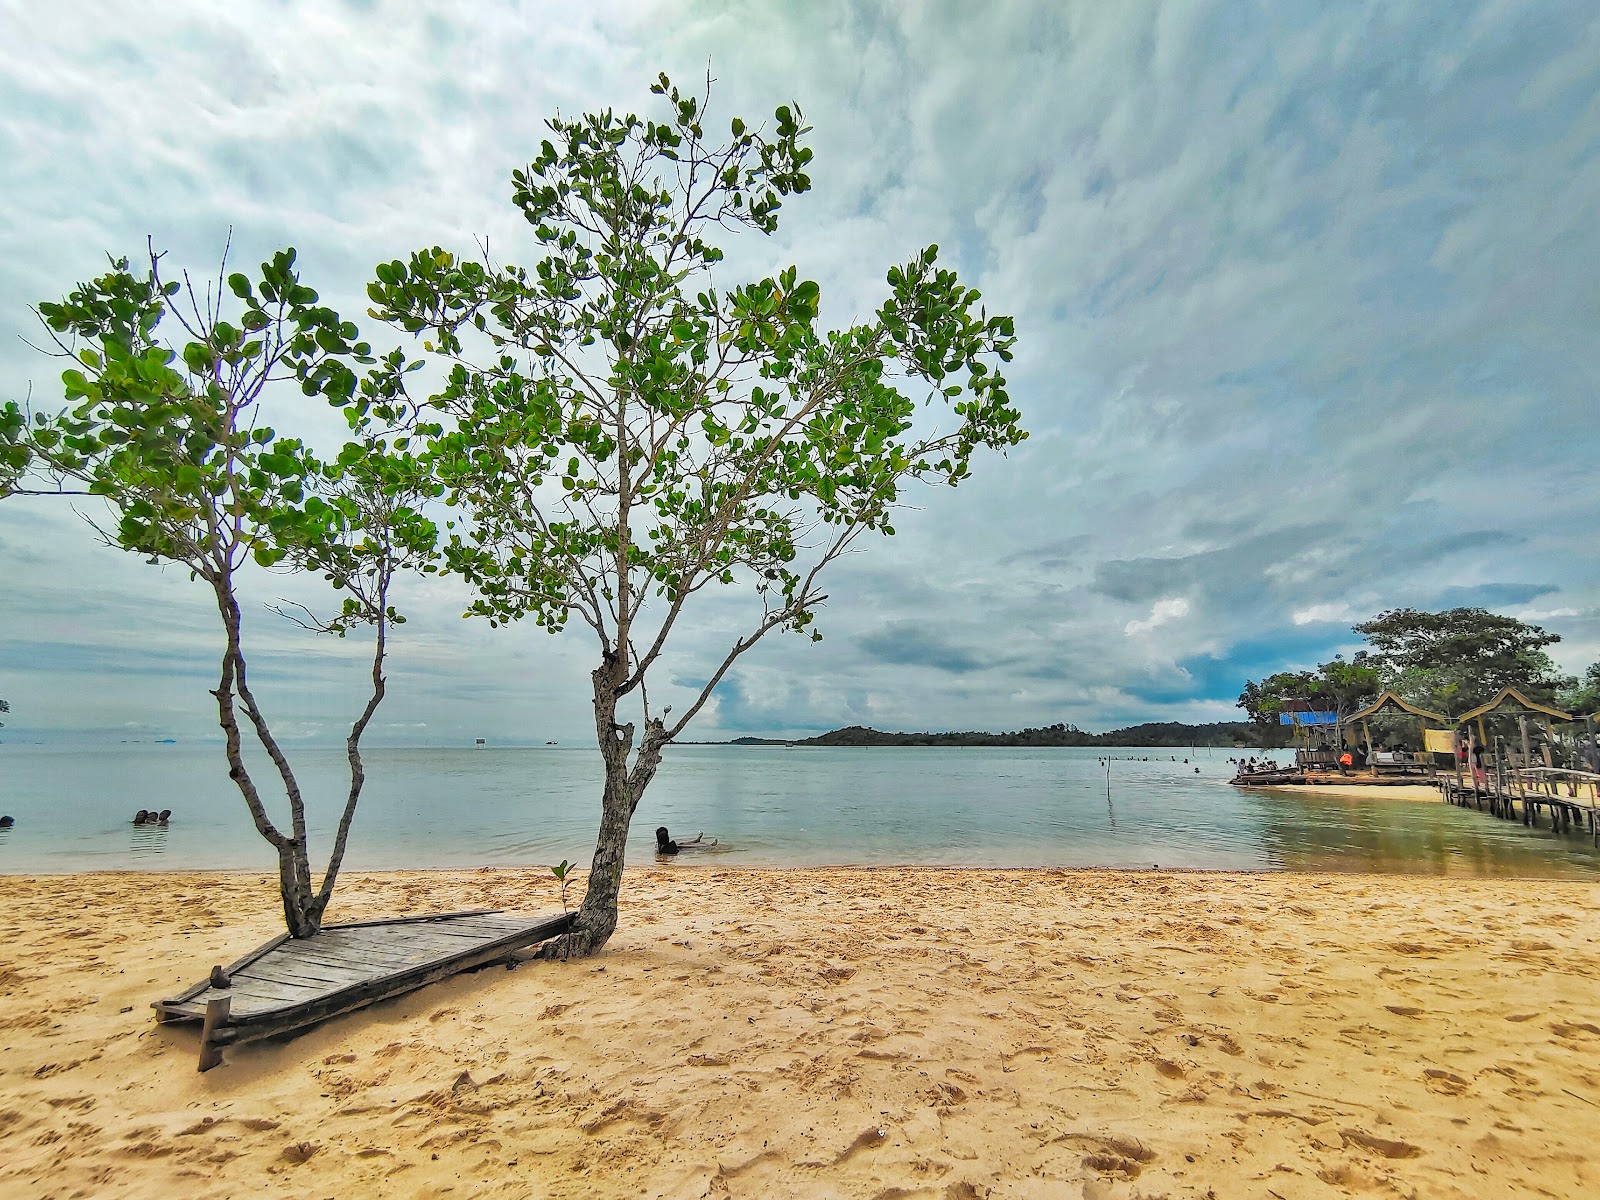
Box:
xmin=725 ymin=721 xmax=1280 ymax=748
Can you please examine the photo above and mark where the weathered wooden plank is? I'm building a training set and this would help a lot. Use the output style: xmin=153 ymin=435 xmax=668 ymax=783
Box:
xmin=158 ymin=912 xmax=505 ymax=1011
xmin=158 ymin=911 xmax=574 ymax=1044
xmin=317 ymin=908 xmax=504 ymax=931
xmin=399 ymin=912 xmax=530 ymax=931
xmin=159 ymin=930 xmax=294 ymax=1008
xmin=268 ymin=940 xmax=432 ymax=971
xmin=164 ymin=976 xmax=317 ymax=1019
xmin=168 ymin=927 xmax=541 ymax=1015
xmin=174 ymin=994 xmax=298 ymax=1021
xmin=274 ymin=942 xmax=436 ymax=974
xmin=237 ymin=960 xmax=380 ymax=990
xmin=208 ymin=918 xmax=571 ymax=1050
xmin=363 ymin=918 xmax=531 ymax=943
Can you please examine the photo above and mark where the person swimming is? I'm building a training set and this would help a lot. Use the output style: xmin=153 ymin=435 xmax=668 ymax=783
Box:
xmin=133 ymin=810 xmax=150 ymax=824
xmin=655 ymin=826 xmax=715 ymax=855
xmin=0 ymin=815 xmax=13 ymax=829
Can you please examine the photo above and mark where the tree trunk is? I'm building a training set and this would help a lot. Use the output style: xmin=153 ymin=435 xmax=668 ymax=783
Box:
xmin=312 ymin=605 xmax=389 ymax=919
xmin=542 ymin=659 xmax=668 ymax=959
xmin=276 ymin=845 xmax=322 ymax=937
xmin=211 ymin=577 xmax=322 ymax=938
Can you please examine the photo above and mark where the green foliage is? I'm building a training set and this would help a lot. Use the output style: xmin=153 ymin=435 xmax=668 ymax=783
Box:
xmin=550 ymin=859 xmax=574 ymax=904
xmin=1354 ymin=608 xmax=1571 ymax=714
xmin=0 ymin=401 xmax=28 ymax=498
xmin=1559 ymin=662 xmax=1600 ymax=718
xmin=6 ymin=242 xmax=440 ymax=935
xmin=7 ymin=246 xmax=437 ymax=594
xmin=549 ymin=860 xmax=576 ymax=960
xmin=1238 ymin=656 xmax=1382 ymax=726
xmin=367 ymin=72 xmax=1025 ymax=737
xmin=1239 ymin=609 xmax=1577 ymax=726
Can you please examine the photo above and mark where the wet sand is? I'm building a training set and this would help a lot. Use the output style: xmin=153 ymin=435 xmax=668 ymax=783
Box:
xmin=1252 ymin=783 xmax=1444 ymax=801
xmin=2 ymin=867 xmax=1599 ymax=1198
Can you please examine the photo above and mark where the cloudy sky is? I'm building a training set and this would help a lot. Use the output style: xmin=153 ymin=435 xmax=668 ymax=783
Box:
xmin=2 ymin=0 xmax=1598 ymax=745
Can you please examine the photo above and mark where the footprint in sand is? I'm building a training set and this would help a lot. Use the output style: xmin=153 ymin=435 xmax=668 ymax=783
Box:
xmin=1550 ymin=1021 xmax=1600 ymax=1039
xmin=1424 ymin=1069 xmax=1471 ymax=1096
xmin=1340 ymin=1129 xmax=1423 ymax=1159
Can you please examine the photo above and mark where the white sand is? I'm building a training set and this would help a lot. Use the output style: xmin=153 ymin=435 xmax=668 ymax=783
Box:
xmin=3 ymin=867 xmax=1600 ymax=1198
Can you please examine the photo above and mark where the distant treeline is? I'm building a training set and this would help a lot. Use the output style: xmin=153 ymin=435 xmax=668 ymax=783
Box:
xmin=727 ymin=721 xmax=1280 ymax=749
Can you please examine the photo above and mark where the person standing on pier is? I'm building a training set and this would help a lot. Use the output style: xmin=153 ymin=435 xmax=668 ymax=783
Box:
xmin=1470 ymin=738 xmax=1489 ymax=790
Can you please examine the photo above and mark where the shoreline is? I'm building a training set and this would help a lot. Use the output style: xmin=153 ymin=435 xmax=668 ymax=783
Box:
xmin=5 ymin=854 xmax=1592 ymax=883
xmin=4 ymin=866 xmax=1600 ymax=1197
xmin=1240 ymin=781 xmax=1446 ymax=802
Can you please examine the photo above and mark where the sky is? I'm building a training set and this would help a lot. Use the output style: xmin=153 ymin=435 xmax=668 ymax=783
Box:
xmin=2 ymin=0 xmax=1598 ymax=746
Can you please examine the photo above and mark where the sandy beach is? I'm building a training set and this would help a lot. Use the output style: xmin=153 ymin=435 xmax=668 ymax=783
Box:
xmin=1248 ymin=783 xmax=1445 ymax=802
xmin=3 ymin=868 xmax=1599 ymax=1199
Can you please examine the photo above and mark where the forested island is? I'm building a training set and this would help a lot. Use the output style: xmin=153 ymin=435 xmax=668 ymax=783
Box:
xmin=722 ymin=721 xmax=1269 ymax=748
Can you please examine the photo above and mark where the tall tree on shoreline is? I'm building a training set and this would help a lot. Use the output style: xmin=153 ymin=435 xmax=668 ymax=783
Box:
xmin=368 ymin=74 xmax=1026 ymax=958
xmin=1355 ymin=607 xmax=1571 ymax=715
xmin=4 ymin=244 xmax=438 ymax=937
xmin=1239 ymin=608 xmax=1577 ymax=728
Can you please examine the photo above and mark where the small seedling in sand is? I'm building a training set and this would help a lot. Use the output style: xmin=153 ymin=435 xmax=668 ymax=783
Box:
xmin=550 ymin=860 xmax=576 ymax=960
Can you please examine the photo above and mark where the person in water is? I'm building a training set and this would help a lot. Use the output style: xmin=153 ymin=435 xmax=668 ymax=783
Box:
xmin=655 ymin=826 xmax=714 ymax=855
xmin=0 ymin=815 xmax=13 ymax=829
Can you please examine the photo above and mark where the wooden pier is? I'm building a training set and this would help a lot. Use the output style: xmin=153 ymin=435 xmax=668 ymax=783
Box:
xmin=155 ymin=908 xmax=574 ymax=1071
xmin=1438 ymin=771 xmax=1600 ymax=845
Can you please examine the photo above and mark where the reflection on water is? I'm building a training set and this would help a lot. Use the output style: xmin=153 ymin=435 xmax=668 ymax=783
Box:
xmin=1248 ymin=788 xmax=1600 ymax=877
xmin=0 ymin=743 xmax=1597 ymax=878
xmin=129 ymin=823 xmax=169 ymax=858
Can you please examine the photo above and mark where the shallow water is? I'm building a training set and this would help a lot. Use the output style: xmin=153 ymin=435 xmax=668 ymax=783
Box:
xmin=0 ymin=743 xmax=1596 ymax=877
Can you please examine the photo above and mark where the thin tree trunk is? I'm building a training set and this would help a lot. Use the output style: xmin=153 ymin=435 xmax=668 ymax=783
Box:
xmin=231 ymin=650 xmax=313 ymax=903
xmin=314 ymin=610 xmax=388 ymax=917
xmin=543 ymin=660 xmax=669 ymax=959
xmin=210 ymin=580 xmax=319 ymax=937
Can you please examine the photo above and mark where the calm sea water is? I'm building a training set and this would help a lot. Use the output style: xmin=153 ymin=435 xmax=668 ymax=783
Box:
xmin=1 ymin=744 xmax=1597 ymax=878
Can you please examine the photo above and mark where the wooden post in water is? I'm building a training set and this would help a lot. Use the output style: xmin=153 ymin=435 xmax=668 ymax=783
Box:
xmin=1580 ymin=720 xmax=1593 ymax=803
xmin=1519 ymin=717 xmax=1533 ymax=825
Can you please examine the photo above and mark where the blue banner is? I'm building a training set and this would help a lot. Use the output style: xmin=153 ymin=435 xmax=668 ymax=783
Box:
xmin=1280 ymin=711 xmax=1338 ymax=725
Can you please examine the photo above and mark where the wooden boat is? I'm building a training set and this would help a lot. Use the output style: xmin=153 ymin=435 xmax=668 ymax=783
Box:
xmin=155 ymin=908 xmax=573 ymax=1071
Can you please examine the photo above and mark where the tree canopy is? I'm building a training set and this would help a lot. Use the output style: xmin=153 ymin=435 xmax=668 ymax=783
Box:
xmin=1240 ymin=607 xmax=1576 ymax=728
xmin=368 ymin=73 xmax=1026 ymax=956
xmin=1560 ymin=661 xmax=1600 ymax=718
xmin=1237 ymin=655 xmax=1383 ymax=728
xmin=1354 ymin=607 xmax=1570 ymax=715
xmin=4 ymin=243 xmax=437 ymax=936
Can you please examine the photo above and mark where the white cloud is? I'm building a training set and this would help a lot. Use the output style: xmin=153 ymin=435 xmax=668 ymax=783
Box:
xmin=2 ymin=1 xmax=1598 ymax=741
xmin=1292 ymin=603 xmax=1352 ymax=626
xmin=1125 ymin=598 xmax=1191 ymax=637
